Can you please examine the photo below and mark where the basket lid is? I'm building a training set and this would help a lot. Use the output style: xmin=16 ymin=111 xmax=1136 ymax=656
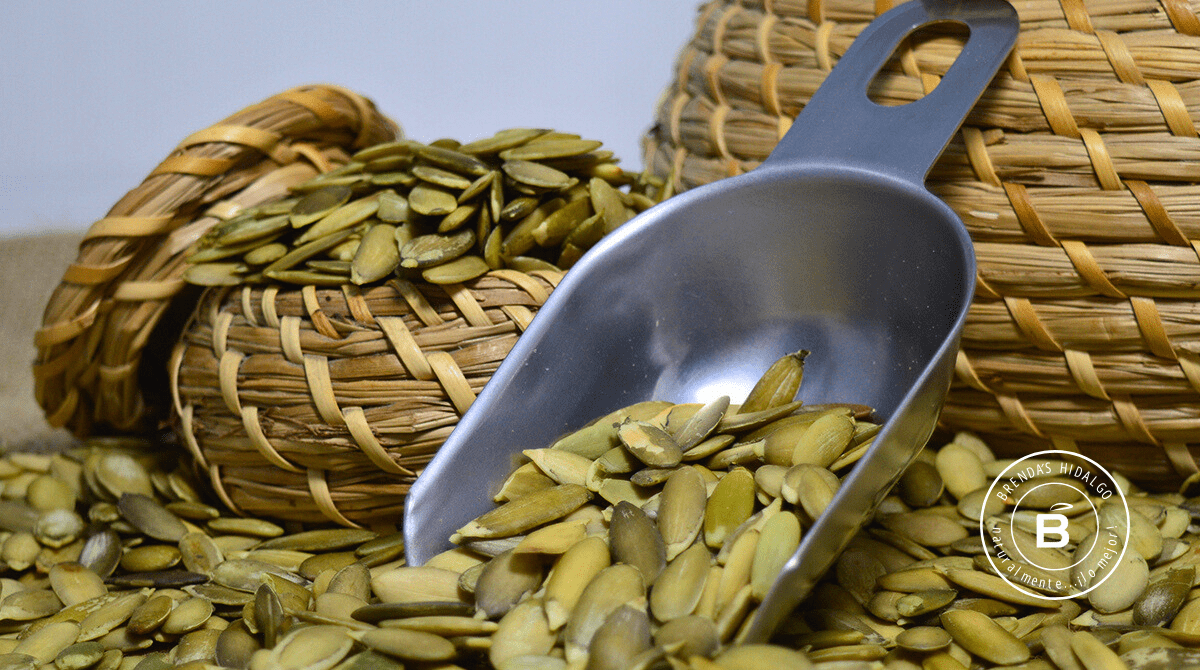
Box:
xmin=35 ymin=84 xmax=400 ymax=436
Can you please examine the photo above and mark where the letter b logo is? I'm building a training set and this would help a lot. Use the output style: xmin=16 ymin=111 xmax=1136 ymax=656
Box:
xmin=1036 ymin=514 xmax=1069 ymax=548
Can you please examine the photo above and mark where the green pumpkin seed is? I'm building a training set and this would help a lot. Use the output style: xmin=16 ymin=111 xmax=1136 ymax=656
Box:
xmin=294 ymin=197 xmax=379 ymax=244
xmin=290 ymin=185 xmax=354 ymax=227
xmin=503 ymin=160 xmax=572 ymax=190
xmin=420 ymin=254 xmax=489 ymax=284
xmin=500 ymin=139 xmax=603 ymax=161
xmin=399 ymin=228 xmax=474 ymax=269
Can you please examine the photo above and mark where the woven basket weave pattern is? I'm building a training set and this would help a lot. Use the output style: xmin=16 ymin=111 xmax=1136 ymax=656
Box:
xmin=644 ymin=0 xmax=1200 ymax=486
xmin=35 ymin=85 xmax=400 ymax=437
xmin=170 ymin=270 xmax=561 ymax=527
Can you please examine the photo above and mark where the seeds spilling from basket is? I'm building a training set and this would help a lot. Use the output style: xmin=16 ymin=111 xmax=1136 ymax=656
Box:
xmin=183 ymin=129 xmax=663 ymax=288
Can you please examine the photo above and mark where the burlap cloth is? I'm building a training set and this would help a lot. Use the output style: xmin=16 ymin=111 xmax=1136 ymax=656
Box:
xmin=0 ymin=232 xmax=86 ymax=453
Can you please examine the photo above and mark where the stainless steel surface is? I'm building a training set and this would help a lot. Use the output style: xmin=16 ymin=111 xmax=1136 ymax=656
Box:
xmin=404 ymin=0 xmax=1019 ymax=641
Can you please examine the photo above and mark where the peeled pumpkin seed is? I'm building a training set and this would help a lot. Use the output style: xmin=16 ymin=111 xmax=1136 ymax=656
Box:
xmin=657 ymin=468 xmax=707 ymax=561
xmin=650 ymin=543 xmax=710 ymax=622
xmin=607 ymin=502 xmax=665 ymax=584
xmin=739 ymin=351 xmax=807 ymax=415
xmin=1089 ymin=550 xmax=1149 ymax=613
xmin=587 ymin=604 xmax=651 ymax=670
xmin=295 ymin=198 xmax=380 ymax=245
xmin=618 ymin=421 xmax=683 ymax=468
xmin=290 ymin=185 xmax=353 ymax=227
xmin=399 ymin=229 xmax=474 ymax=269
xmin=489 ymin=598 xmax=556 ymax=668
xmin=499 ymin=139 xmax=603 ymax=162
xmin=47 ymin=562 xmax=105 ymax=607
xmin=350 ymin=224 xmax=399 ymax=285
xmin=935 ymin=444 xmax=988 ymax=501
xmin=543 ymin=536 xmax=610 ymax=631
xmin=54 ymin=641 xmax=104 ymax=670
xmin=939 ymin=609 xmax=1030 ymax=665
xmin=420 ymin=254 xmax=489 ymax=284
xmin=714 ymin=644 xmax=813 ymax=669
xmin=116 ymin=495 xmax=186 ymax=543
xmin=125 ymin=595 xmax=173 ymax=636
xmin=371 ymin=567 xmax=466 ymax=605
xmin=563 ymin=564 xmax=645 ymax=658
xmin=704 ymin=468 xmax=755 ymax=549
xmin=473 ymin=549 xmax=544 ymax=619
xmin=751 ymin=512 xmax=801 ymax=601
xmin=1134 ymin=567 xmax=1192 ymax=626
xmin=456 ymin=484 xmax=591 ymax=540
xmin=268 ymin=625 xmax=353 ymax=669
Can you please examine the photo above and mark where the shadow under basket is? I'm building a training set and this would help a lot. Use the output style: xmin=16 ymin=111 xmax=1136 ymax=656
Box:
xmin=169 ymin=269 xmax=561 ymax=527
xmin=643 ymin=0 xmax=1200 ymax=489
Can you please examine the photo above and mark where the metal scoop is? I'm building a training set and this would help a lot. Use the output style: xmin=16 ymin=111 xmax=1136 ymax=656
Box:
xmin=405 ymin=0 xmax=1018 ymax=642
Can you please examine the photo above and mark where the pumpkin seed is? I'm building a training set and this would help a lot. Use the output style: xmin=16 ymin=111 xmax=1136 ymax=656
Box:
xmin=618 ymin=421 xmax=683 ymax=468
xmin=294 ymin=198 xmax=379 ymax=245
xmin=473 ymin=549 xmax=544 ymax=619
xmin=543 ymin=536 xmax=610 ymax=631
xmin=587 ymin=604 xmax=651 ymax=670
xmin=750 ymin=512 xmax=801 ymax=601
xmin=499 ymin=139 xmax=603 ymax=162
xmin=650 ymin=543 xmax=710 ymax=622
xmin=350 ymin=224 xmax=399 ymax=285
xmin=125 ymin=595 xmax=173 ymax=636
xmin=457 ymin=484 xmax=591 ymax=540
xmin=420 ymin=254 xmax=489 ymax=284
xmin=563 ymin=564 xmax=644 ymax=660
xmin=268 ymin=625 xmax=353 ymax=669
xmin=700 ymin=469 xmax=754 ymax=551
xmin=489 ymin=598 xmax=556 ymax=668
xmin=1134 ymin=567 xmax=1192 ymax=626
xmin=291 ymin=185 xmax=354 ymax=227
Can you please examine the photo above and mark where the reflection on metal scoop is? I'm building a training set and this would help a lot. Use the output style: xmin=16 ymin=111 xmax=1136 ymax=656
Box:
xmin=405 ymin=0 xmax=1019 ymax=642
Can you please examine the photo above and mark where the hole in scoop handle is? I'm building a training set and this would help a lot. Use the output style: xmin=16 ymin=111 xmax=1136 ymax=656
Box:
xmin=761 ymin=0 xmax=1019 ymax=185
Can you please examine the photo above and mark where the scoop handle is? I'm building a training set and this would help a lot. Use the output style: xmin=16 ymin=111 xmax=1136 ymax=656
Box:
xmin=760 ymin=0 xmax=1018 ymax=185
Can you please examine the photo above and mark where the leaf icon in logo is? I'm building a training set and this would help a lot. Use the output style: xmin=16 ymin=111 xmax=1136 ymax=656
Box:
xmin=1049 ymin=502 xmax=1074 ymax=513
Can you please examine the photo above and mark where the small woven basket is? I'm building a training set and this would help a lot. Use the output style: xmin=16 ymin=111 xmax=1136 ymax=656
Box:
xmin=35 ymin=85 xmax=400 ymax=436
xmin=169 ymin=271 xmax=560 ymax=527
xmin=644 ymin=0 xmax=1200 ymax=488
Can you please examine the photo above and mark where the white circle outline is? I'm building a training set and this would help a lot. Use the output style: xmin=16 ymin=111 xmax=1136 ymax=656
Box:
xmin=979 ymin=450 xmax=1129 ymax=601
xmin=1008 ymin=480 xmax=1097 ymax=571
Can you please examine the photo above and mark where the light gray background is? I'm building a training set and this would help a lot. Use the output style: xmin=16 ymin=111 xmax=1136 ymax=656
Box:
xmin=1 ymin=1 xmax=702 ymax=238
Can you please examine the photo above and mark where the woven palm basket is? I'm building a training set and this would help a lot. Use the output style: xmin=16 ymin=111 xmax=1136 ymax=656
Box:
xmin=162 ymin=128 xmax=657 ymax=528
xmin=644 ymin=0 xmax=1200 ymax=488
xmin=35 ymin=84 xmax=400 ymax=437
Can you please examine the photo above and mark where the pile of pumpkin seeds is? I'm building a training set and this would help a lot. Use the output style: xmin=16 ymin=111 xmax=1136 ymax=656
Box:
xmin=183 ymin=129 xmax=664 ymax=288
xmin=1 ymin=351 xmax=1200 ymax=668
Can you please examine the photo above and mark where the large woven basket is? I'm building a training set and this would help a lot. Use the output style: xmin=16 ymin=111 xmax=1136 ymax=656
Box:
xmin=169 ymin=271 xmax=559 ymax=528
xmin=35 ymin=85 xmax=400 ymax=436
xmin=644 ymin=0 xmax=1200 ymax=488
